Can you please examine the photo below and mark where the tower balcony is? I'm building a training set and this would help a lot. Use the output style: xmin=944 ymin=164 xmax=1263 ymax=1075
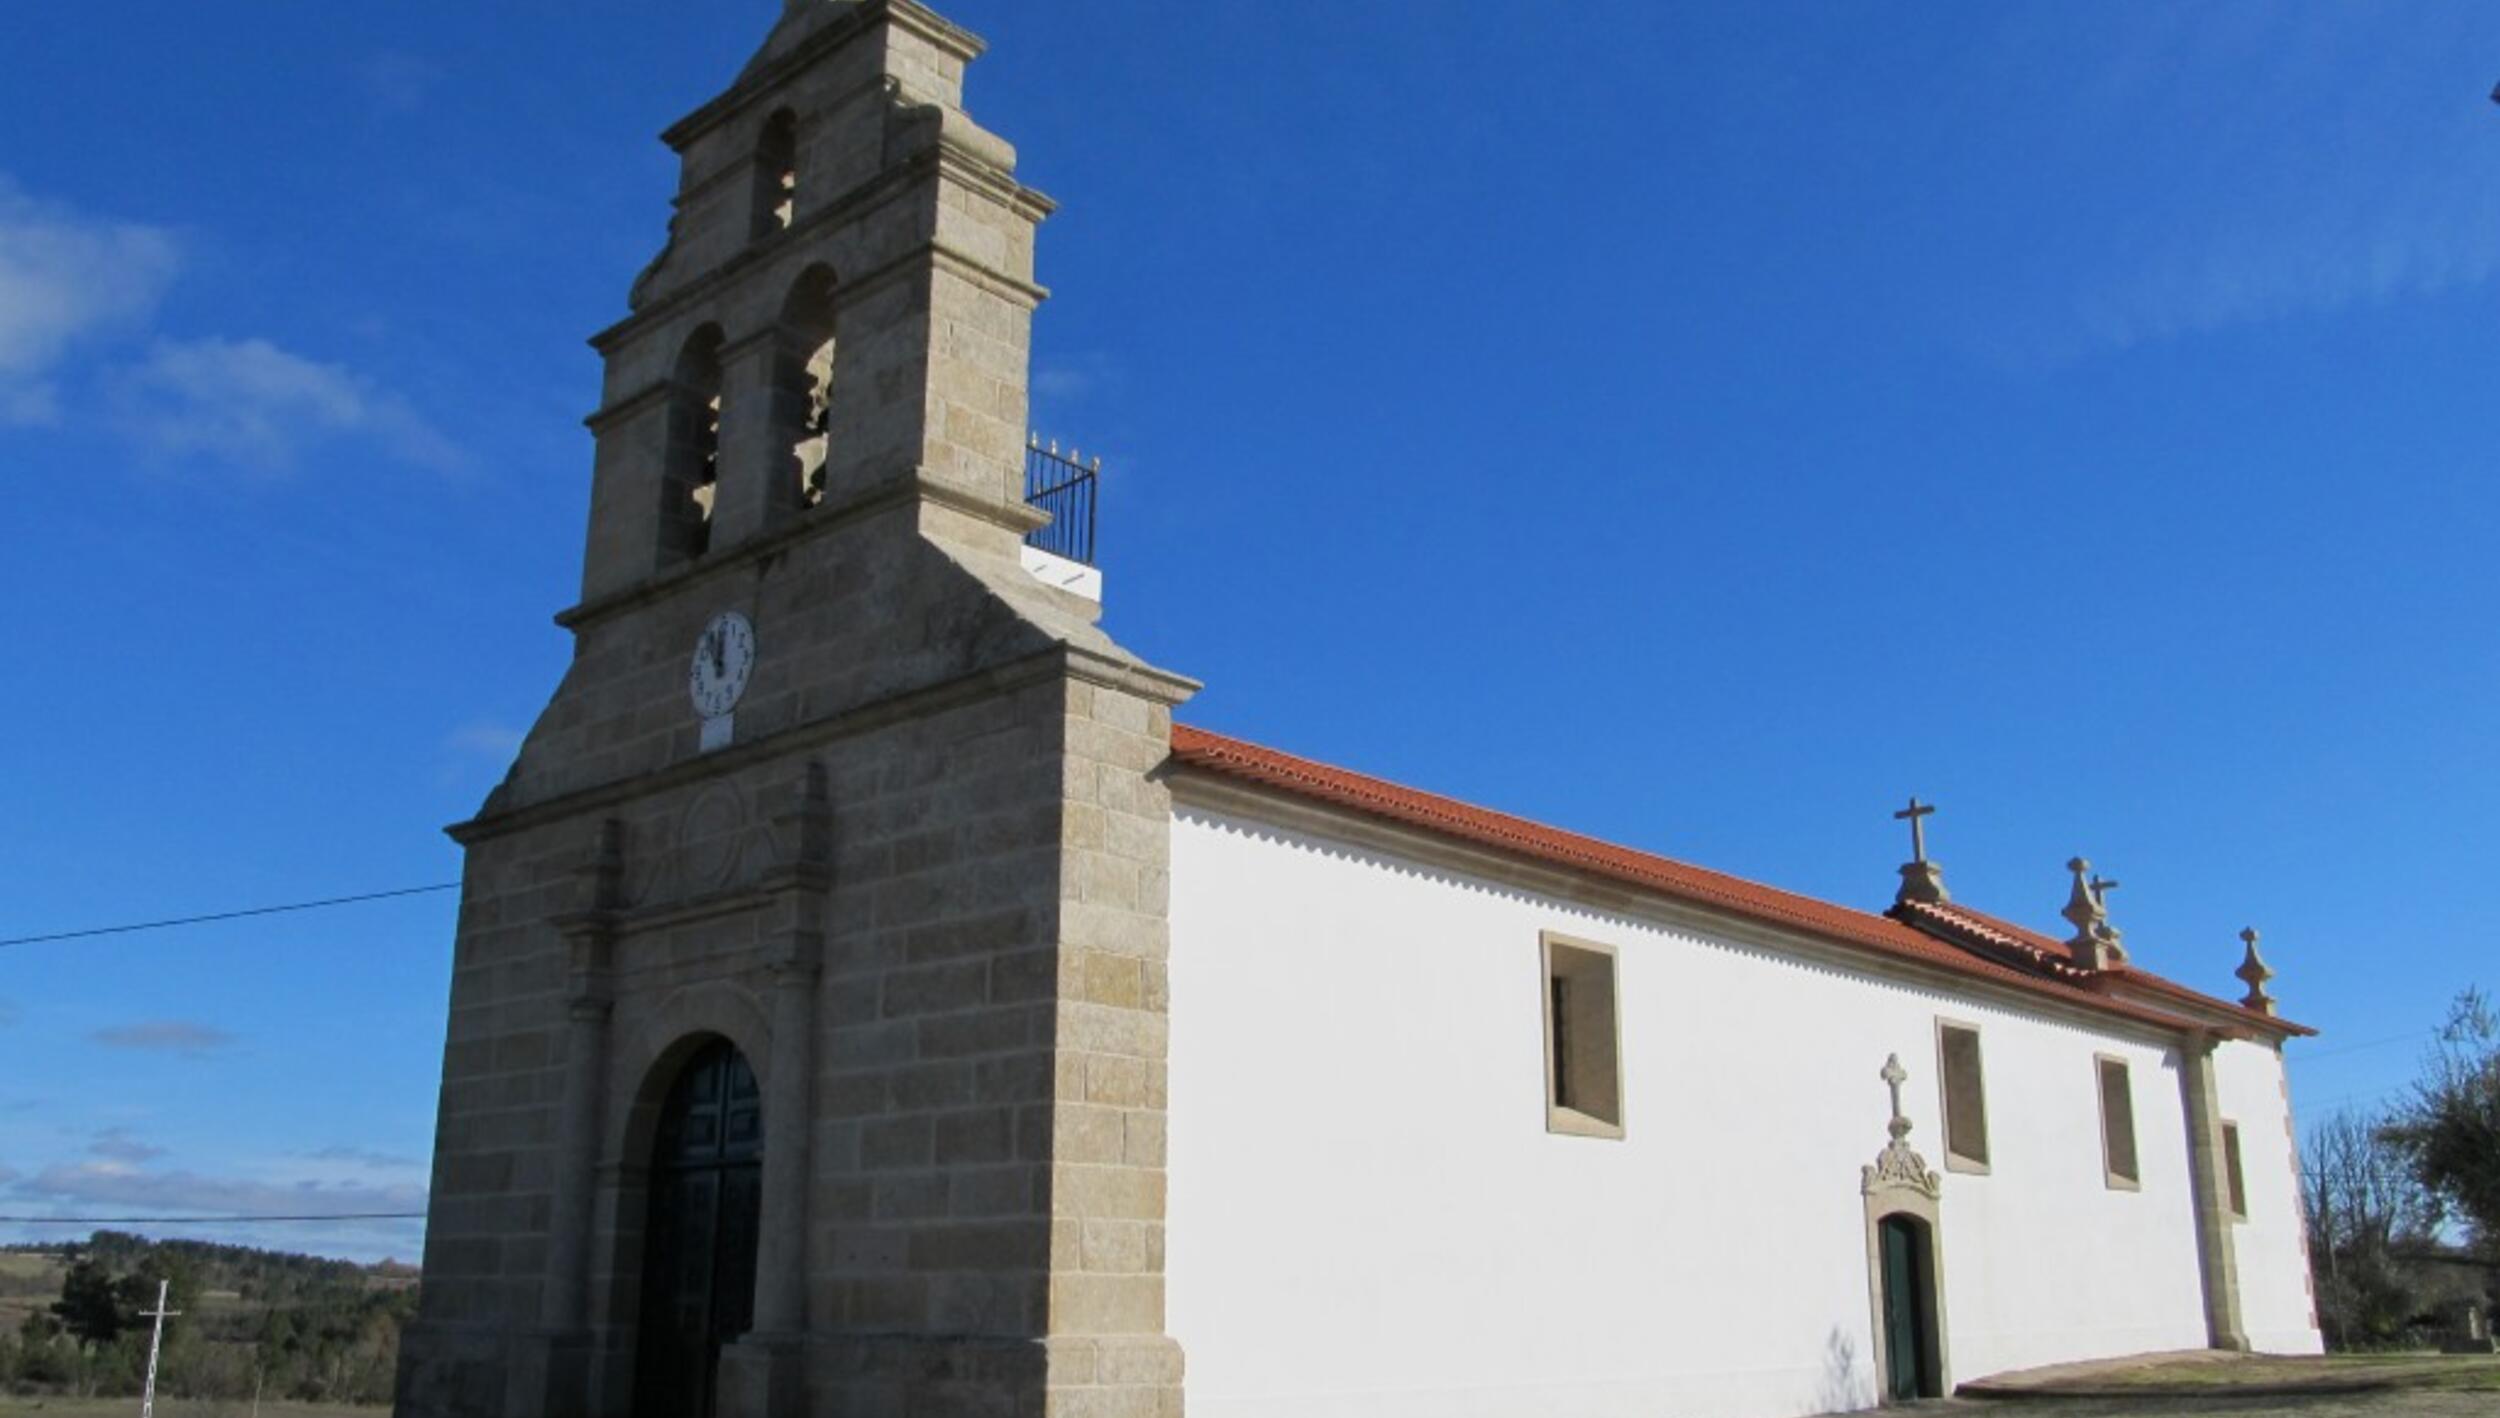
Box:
xmin=1021 ymin=435 xmax=1102 ymax=601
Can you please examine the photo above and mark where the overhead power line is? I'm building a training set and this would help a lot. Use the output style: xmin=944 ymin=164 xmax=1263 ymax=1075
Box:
xmin=0 ymin=884 xmax=459 ymax=950
xmin=0 ymin=1213 xmax=426 ymax=1225
xmin=2297 ymin=1028 xmax=2437 ymax=1064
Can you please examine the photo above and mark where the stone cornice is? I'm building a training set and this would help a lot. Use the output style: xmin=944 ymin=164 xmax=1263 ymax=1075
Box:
xmin=452 ymin=645 xmax=1178 ymax=847
xmin=1169 ymin=774 xmax=2204 ymax=1052
xmin=1063 ymin=645 xmax=1201 ymax=708
xmin=582 ymin=380 xmax=672 ymax=435
xmin=553 ymin=464 xmax=1045 ymax=633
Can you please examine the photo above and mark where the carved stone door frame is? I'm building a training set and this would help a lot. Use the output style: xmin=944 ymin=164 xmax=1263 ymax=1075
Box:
xmin=1862 ymin=1053 xmax=1952 ymax=1404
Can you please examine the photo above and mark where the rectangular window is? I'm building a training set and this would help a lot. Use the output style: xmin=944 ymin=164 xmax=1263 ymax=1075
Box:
xmin=1542 ymin=933 xmax=1622 ymax=1139
xmin=2097 ymin=1055 xmax=2140 ymax=1189
xmin=1937 ymin=1022 xmax=1990 ymax=1172
xmin=2222 ymin=1121 xmax=2249 ymax=1220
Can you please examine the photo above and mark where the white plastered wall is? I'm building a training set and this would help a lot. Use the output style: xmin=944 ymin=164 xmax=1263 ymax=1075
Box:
xmin=2215 ymin=1038 xmax=2326 ymax=1354
xmin=1164 ymin=800 xmax=2296 ymax=1418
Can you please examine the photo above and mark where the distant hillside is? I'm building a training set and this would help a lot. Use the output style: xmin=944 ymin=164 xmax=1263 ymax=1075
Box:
xmin=1 ymin=1232 xmax=414 ymax=1407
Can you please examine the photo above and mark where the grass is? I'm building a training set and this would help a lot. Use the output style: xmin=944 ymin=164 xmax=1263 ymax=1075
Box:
xmin=0 ymin=1404 xmax=384 ymax=1418
xmin=2036 ymin=1352 xmax=2500 ymax=1395
xmin=0 ymin=1252 xmax=70 ymax=1332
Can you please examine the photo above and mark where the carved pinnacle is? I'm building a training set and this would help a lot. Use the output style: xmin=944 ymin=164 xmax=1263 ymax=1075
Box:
xmin=2236 ymin=926 xmax=2277 ymax=1015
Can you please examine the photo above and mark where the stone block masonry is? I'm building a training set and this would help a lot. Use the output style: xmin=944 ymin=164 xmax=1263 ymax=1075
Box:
xmin=395 ymin=5 xmax=1196 ymax=1416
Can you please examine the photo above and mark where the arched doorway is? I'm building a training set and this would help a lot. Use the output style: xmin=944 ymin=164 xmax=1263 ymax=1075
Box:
xmin=1876 ymin=1213 xmax=1941 ymax=1401
xmin=633 ymin=1039 xmax=763 ymax=1418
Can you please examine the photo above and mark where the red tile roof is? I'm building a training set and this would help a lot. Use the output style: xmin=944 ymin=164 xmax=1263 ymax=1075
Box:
xmin=1894 ymin=899 xmax=2312 ymax=1037
xmin=1168 ymin=724 xmax=2309 ymax=1041
xmin=1892 ymin=899 xmax=2100 ymax=982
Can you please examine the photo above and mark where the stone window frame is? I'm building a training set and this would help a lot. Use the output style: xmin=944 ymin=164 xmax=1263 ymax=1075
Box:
xmin=1540 ymin=931 xmax=1625 ymax=1141
xmin=2095 ymin=1053 xmax=2142 ymax=1192
xmin=2221 ymin=1119 xmax=2249 ymax=1222
xmin=1933 ymin=1018 xmax=1991 ymax=1176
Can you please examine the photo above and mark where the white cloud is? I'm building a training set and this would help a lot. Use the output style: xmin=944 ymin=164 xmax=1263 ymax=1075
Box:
xmin=88 ymin=1129 xmax=167 ymax=1164
xmin=89 ymin=1020 xmax=237 ymax=1056
xmin=15 ymin=1160 xmax=423 ymax=1219
xmin=6 ymin=1161 xmax=427 ymax=1263
xmin=360 ymin=52 xmax=442 ymax=115
xmin=1032 ymin=351 xmax=1124 ymax=407
xmin=2073 ymin=187 xmax=2500 ymax=354
xmin=302 ymin=1145 xmax=423 ymax=1172
xmin=0 ymin=178 xmax=181 ymax=426
xmin=447 ymin=722 xmax=526 ymax=762
xmin=0 ymin=177 xmax=463 ymax=477
xmin=115 ymin=336 xmax=467 ymax=475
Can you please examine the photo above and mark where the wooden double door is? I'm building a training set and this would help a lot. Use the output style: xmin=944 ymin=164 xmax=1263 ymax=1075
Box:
xmin=634 ymin=1041 xmax=763 ymax=1418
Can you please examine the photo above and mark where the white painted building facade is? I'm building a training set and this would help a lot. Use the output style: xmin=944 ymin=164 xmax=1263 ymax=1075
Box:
xmin=1161 ymin=732 xmax=2320 ymax=1417
xmin=396 ymin=9 xmax=2324 ymax=1416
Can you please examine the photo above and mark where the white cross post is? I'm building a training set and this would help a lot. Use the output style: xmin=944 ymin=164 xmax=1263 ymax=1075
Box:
xmin=138 ymin=1277 xmax=180 ymax=1418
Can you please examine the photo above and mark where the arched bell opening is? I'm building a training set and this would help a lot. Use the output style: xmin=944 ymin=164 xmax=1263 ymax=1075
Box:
xmin=773 ymin=265 xmax=840 ymax=513
xmin=751 ymin=109 xmax=799 ymax=241
xmin=660 ymin=325 xmax=727 ymax=564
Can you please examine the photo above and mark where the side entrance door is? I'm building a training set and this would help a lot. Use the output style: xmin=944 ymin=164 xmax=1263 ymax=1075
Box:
xmin=1878 ymin=1213 xmax=1938 ymax=1402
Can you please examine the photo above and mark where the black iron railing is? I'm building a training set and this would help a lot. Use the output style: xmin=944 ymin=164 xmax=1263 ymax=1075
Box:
xmin=1023 ymin=436 xmax=1099 ymax=567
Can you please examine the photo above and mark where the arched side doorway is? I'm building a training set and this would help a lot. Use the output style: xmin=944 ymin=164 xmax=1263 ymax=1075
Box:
xmin=633 ymin=1039 xmax=763 ymax=1418
xmin=1861 ymin=1054 xmax=1951 ymax=1406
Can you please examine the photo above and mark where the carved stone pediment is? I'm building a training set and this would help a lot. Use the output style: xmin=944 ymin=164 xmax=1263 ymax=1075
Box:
xmin=1863 ymin=1052 xmax=1943 ymax=1200
xmin=1863 ymin=1136 xmax=1943 ymax=1200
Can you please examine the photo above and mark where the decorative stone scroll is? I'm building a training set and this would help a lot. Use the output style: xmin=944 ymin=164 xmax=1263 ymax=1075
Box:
xmin=1862 ymin=1053 xmax=1942 ymax=1200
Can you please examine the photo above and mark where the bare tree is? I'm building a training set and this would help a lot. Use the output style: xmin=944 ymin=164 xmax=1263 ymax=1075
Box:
xmin=2303 ymin=1107 xmax=2442 ymax=1347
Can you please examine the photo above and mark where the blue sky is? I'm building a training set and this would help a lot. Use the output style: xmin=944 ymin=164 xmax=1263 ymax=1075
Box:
xmin=2 ymin=2 xmax=2495 ymax=1263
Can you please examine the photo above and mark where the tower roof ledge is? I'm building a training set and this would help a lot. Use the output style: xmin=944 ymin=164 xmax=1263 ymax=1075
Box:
xmin=659 ymin=1 xmax=984 ymax=150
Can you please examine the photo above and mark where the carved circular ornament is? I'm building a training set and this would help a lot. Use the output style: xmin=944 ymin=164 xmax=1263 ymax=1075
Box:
xmin=680 ymin=783 xmax=750 ymax=892
xmin=689 ymin=611 xmax=756 ymax=719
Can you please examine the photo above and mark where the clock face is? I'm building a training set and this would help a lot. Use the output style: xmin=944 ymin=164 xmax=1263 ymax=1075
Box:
xmin=688 ymin=611 xmax=756 ymax=720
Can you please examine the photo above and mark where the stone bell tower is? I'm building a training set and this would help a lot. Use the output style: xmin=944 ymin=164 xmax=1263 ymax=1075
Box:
xmin=395 ymin=4 xmax=1195 ymax=1415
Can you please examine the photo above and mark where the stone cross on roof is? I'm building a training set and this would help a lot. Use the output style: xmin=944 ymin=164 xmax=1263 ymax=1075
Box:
xmin=1894 ymin=797 xmax=1936 ymax=864
xmin=1891 ymin=798 xmax=1950 ymax=906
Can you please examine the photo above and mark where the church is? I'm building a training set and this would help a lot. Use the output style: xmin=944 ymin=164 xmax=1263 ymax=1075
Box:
xmin=394 ymin=3 xmax=2322 ymax=1415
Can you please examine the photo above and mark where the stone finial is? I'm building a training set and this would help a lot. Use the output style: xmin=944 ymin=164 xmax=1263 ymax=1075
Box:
xmin=2062 ymin=856 xmax=2129 ymax=970
xmin=2235 ymin=927 xmax=2276 ymax=1015
xmin=1893 ymin=797 xmax=1949 ymax=905
xmin=1880 ymin=1053 xmax=1911 ymax=1140
xmin=1864 ymin=1053 xmax=1942 ymax=1198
